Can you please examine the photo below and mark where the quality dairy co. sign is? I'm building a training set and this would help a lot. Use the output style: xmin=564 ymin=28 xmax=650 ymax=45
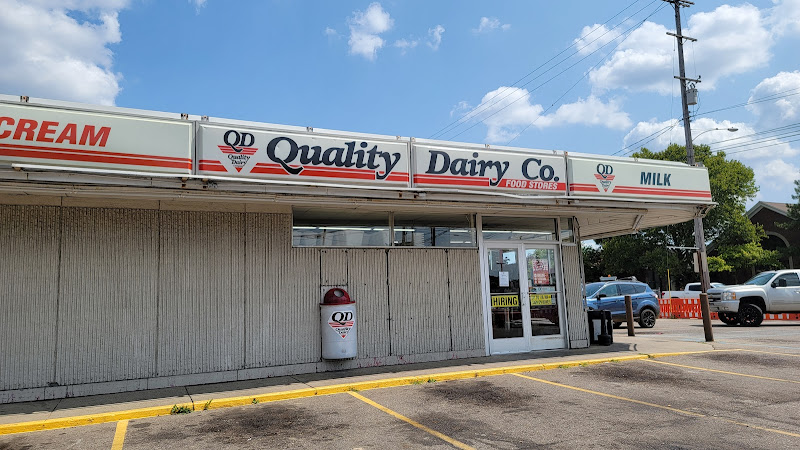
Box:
xmin=412 ymin=144 xmax=567 ymax=194
xmin=197 ymin=124 xmax=411 ymax=185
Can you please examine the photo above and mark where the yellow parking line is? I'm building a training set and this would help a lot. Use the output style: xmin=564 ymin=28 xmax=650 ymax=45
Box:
xmin=644 ymin=359 xmax=800 ymax=384
xmin=738 ymin=349 xmax=800 ymax=358
xmin=347 ymin=392 xmax=475 ymax=450
xmin=513 ymin=373 xmax=800 ymax=438
xmin=512 ymin=373 xmax=704 ymax=417
xmin=0 ymin=350 xmax=733 ymax=437
xmin=111 ymin=420 xmax=128 ymax=450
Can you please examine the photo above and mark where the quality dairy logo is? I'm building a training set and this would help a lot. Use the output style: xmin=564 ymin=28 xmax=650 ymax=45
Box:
xmin=594 ymin=164 xmax=615 ymax=192
xmin=218 ymin=130 xmax=257 ymax=172
xmin=328 ymin=311 xmax=354 ymax=339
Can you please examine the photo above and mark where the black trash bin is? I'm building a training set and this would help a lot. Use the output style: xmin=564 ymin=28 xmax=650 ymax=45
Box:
xmin=588 ymin=310 xmax=613 ymax=345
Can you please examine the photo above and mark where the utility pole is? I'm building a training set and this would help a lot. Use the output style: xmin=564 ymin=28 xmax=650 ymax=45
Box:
xmin=664 ymin=0 xmax=713 ymax=340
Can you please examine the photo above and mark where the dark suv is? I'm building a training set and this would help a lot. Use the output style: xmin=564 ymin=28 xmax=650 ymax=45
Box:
xmin=585 ymin=279 xmax=660 ymax=328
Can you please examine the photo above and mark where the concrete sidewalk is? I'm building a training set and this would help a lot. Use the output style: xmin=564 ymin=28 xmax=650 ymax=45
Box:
xmin=0 ymin=333 xmax=716 ymax=434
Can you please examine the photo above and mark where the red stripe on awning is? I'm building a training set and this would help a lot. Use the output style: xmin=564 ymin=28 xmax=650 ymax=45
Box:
xmin=0 ymin=144 xmax=191 ymax=169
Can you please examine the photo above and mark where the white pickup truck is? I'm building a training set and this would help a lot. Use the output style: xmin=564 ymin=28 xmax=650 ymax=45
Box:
xmin=708 ymin=270 xmax=800 ymax=326
xmin=662 ymin=282 xmax=725 ymax=299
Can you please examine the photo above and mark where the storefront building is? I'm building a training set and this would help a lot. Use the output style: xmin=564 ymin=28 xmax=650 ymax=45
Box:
xmin=0 ymin=95 xmax=713 ymax=403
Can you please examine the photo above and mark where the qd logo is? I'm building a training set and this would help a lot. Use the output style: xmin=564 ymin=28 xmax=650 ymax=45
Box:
xmin=328 ymin=311 xmax=354 ymax=339
xmin=594 ymin=164 xmax=615 ymax=192
xmin=219 ymin=130 xmax=257 ymax=172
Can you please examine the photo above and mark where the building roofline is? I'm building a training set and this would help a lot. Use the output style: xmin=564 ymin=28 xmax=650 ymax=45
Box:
xmin=747 ymin=201 xmax=789 ymax=219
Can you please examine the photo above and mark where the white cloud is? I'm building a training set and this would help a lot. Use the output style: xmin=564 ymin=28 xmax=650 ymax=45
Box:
xmin=540 ymin=96 xmax=631 ymax=130
xmin=468 ymin=87 xmax=543 ymax=142
xmin=394 ymin=38 xmax=418 ymax=55
xmin=769 ymin=0 xmax=800 ymax=36
xmin=427 ymin=25 xmax=445 ymax=50
xmin=473 ymin=17 xmax=510 ymax=33
xmin=622 ymin=119 xmax=681 ymax=152
xmin=324 ymin=27 xmax=339 ymax=38
xmin=0 ymin=0 xmax=127 ymax=105
xmin=466 ymin=88 xmax=631 ymax=143
xmin=348 ymin=2 xmax=394 ymax=61
xmin=449 ymin=100 xmax=471 ymax=118
xmin=189 ymin=0 xmax=206 ymax=13
xmin=589 ymin=4 xmax=772 ymax=94
xmin=752 ymin=159 xmax=800 ymax=194
xmin=573 ymin=24 xmax=621 ymax=55
xmin=587 ymin=21 xmax=674 ymax=94
xmin=747 ymin=71 xmax=800 ymax=128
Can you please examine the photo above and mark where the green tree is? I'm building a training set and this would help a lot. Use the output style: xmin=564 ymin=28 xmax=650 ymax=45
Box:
xmin=590 ymin=143 xmax=778 ymax=288
xmin=582 ymin=244 xmax=605 ymax=282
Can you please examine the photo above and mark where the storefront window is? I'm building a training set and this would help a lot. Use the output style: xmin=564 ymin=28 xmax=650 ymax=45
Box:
xmin=481 ymin=217 xmax=556 ymax=241
xmin=393 ymin=213 xmax=476 ymax=247
xmin=293 ymin=209 xmax=390 ymax=247
xmin=293 ymin=209 xmax=477 ymax=247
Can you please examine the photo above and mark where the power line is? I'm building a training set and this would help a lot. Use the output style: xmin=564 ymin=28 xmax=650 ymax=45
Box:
xmin=723 ymin=136 xmax=800 ymax=156
xmin=692 ymin=87 xmax=800 ymax=118
xmin=711 ymin=130 xmax=800 ymax=153
xmin=618 ymin=91 xmax=800 ymax=156
xmin=614 ymin=119 xmax=681 ymax=156
xmin=505 ymin=5 xmax=669 ymax=146
xmin=448 ymin=2 xmax=668 ymax=142
xmin=704 ymin=122 xmax=800 ymax=147
xmin=428 ymin=0 xmax=657 ymax=140
xmin=429 ymin=0 xmax=652 ymax=140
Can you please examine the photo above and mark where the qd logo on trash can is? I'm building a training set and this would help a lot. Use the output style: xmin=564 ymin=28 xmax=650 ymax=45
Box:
xmin=328 ymin=311 xmax=354 ymax=339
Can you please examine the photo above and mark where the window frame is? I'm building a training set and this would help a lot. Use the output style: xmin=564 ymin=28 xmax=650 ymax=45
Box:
xmin=292 ymin=210 xmax=478 ymax=249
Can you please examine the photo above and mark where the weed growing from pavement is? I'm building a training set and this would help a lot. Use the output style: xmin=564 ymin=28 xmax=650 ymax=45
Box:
xmin=252 ymin=398 xmax=259 ymax=404
xmin=203 ymin=400 xmax=212 ymax=410
xmin=579 ymin=362 xmax=589 ymax=367
xmin=411 ymin=379 xmax=423 ymax=385
xmin=426 ymin=378 xmax=437 ymax=383
xmin=348 ymin=387 xmax=360 ymax=392
xmin=558 ymin=364 xmax=570 ymax=369
xmin=170 ymin=405 xmax=192 ymax=415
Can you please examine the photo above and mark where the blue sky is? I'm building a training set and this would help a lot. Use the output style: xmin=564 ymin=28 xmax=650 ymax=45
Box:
xmin=1 ymin=0 xmax=799 ymax=206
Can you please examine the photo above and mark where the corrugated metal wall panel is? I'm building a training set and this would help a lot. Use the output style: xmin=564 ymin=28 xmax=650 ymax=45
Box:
xmin=347 ymin=249 xmax=390 ymax=358
xmin=320 ymin=249 xmax=347 ymax=286
xmin=446 ymin=249 xmax=485 ymax=352
xmin=562 ymin=245 xmax=589 ymax=347
xmin=0 ymin=205 xmax=60 ymax=390
xmin=56 ymin=208 xmax=159 ymax=385
xmin=158 ymin=211 xmax=245 ymax=376
xmin=245 ymin=213 xmax=320 ymax=368
xmin=388 ymin=249 xmax=451 ymax=355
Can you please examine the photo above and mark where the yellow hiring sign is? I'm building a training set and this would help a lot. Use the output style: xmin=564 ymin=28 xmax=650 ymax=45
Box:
xmin=530 ymin=294 xmax=555 ymax=305
xmin=491 ymin=294 xmax=520 ymax=307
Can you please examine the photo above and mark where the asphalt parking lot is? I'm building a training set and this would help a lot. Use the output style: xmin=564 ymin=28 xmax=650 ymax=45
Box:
xmin=2 ymin=319 xmax=800 ymax=449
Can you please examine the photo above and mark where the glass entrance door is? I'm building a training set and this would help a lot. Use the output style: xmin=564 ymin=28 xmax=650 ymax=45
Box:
xmin=485 ymin=246 xmax=528 ymax=353
xmin=484 ymin=243 xmax=566 ymax=354
xmin=525 ymin=245 xmax=565 ymax=350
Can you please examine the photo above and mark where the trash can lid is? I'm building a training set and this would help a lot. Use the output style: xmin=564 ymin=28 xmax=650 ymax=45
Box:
xmin=323 ymin=288 xmax=353 ymax=305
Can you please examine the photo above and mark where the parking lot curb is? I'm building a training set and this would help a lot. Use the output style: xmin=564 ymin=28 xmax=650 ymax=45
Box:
xmin=0 ymin=350 xmax=727 ymax=436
